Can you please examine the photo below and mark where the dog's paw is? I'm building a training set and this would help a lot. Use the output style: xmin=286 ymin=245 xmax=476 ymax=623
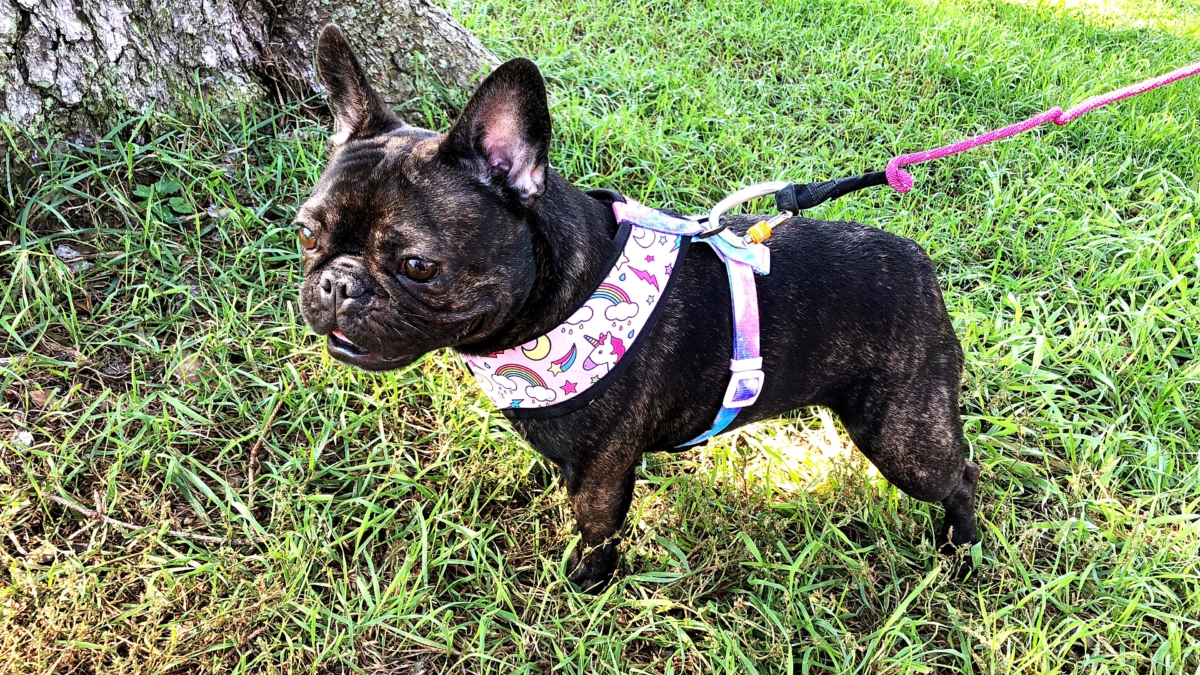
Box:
xmin=935 ymin=526 xmax=965 ymax=552
xmin=934 ymin=525 xmax=978 ymax=579
xmin=566 ymin=543 xmax=619 ymax=593
xmin=935 ymin=520 xmax=977 ymax=552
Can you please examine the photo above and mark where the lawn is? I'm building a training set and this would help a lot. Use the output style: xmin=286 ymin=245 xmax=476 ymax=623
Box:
xmin=2 ymin=0 xmax=1199 ymax=672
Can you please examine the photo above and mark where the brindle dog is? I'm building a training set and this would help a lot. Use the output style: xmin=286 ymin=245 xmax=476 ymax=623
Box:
xmin=297 ymin=25 xmax=980 ymax=591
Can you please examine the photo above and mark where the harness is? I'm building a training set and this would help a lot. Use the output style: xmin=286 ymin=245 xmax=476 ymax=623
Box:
xmin=614 ymin=198 xmax=770 ymax=446
xmin=461 ymin=194 xmax=770 ymax=446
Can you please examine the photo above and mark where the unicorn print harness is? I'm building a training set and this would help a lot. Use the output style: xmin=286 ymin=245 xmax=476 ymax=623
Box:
xmin=461 ymin=195 xmax=770 ymax=446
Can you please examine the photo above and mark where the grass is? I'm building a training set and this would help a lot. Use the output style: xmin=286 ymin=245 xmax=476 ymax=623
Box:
xmin=2 ymin=0 xmax=1199 ymax=671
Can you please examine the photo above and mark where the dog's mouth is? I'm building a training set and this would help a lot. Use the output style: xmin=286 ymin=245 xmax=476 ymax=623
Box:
xmin=326 ymin=330 xmax=416 ymax=371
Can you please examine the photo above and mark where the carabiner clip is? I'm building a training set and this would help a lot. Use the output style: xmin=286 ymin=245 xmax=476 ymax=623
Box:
xmin=697 ymin=181 xmax=792 ymax=240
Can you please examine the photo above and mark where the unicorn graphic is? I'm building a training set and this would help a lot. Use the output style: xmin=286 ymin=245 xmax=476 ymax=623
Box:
xmin=582 ymin=332 xmax=626 ymax=374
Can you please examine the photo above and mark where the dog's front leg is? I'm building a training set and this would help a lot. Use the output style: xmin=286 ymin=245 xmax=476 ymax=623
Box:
xmin=563 ymin=463 xmax=636 ymax=592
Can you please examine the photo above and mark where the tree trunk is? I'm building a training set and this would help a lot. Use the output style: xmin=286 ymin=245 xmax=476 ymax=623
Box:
xmin=0 ymin=0 xmax=497 ymax=144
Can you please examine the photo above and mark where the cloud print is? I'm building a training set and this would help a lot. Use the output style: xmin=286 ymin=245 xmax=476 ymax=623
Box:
xmin=604 ymin=302 xmax=639 ymax=322
xmin=525 ymin=385 xmax=557 ymax=402
xmin=566 ymin=305 xmax=594 ymax=325
xmin=494 ymin=376 xmax=518 ymax=392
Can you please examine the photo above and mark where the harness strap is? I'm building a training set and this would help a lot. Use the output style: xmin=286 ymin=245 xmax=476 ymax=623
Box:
xmin=609 ymin=198 xmax=768 ymax=448
xmin=678 ymin=241 xmax=764 ymax=447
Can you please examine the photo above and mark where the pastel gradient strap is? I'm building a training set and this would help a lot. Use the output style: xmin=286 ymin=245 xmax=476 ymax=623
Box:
xmin=613 ymin=200 xmax=707 ymax=237
xmin=614 ymin=198 xmax=771 ymax=272
xmin=886 ymin=60 xmax=1200 ymax=193
xmin=679 ymin=257 xmax=764 ymax=447
xmin=726 ymin=260 xmax=761 ymax=363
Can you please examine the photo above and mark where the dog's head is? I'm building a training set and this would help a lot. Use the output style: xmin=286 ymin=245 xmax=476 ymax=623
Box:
xmin=296 ymin=25 xmax=552 ymax=371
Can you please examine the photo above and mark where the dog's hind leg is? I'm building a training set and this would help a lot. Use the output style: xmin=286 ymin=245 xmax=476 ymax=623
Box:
xmin=843 ymin=401 xmax=979 ymax=551
xmin=836 ymin=344 xmax=979 ymax=553
xmin=936 ymin=459 xmax=980 ymax=552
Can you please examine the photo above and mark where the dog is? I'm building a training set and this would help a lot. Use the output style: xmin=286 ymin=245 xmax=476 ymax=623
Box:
xmin=296 ymin=25 xmax=980 ymax=591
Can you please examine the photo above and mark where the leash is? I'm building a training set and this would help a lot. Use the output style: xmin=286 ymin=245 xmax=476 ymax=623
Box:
xmin=674 ymin=60 xmax=1198 ymax=446
xmin=706 ymin=60 xmax=1200 ymax=242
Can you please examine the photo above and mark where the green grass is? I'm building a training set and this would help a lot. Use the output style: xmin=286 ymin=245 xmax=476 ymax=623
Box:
xmin=2 ymin=0 xmax=1199 ymax=671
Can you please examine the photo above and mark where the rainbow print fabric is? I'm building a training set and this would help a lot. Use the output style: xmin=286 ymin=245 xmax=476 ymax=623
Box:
xmin=460 ymin=203 xmax=687 ymax=411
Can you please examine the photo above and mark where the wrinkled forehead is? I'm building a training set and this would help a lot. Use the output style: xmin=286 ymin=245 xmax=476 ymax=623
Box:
xmin=300 ymin=130 xmax=517 ymax=231
xmin=297 ymin=129 xmax=441 ymax=221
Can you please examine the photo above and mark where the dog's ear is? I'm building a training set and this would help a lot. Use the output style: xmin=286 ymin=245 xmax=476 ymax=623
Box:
xmin=439 ymin=58 xmax=551 ymax=208
xmin=316 ymin=24 xmax=399 ymax=144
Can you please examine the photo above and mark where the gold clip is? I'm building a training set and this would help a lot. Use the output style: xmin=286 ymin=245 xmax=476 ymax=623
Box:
xmin=745 ymin=211 xmax=793 ymax=245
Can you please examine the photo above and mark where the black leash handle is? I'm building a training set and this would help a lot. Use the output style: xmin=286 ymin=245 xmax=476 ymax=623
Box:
xmin=774 ymin=171 xmax=888 ymax=215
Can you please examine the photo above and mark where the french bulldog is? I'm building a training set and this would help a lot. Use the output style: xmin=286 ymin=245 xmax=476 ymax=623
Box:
xmin=297 ymin=25 xmax=980 ymax=591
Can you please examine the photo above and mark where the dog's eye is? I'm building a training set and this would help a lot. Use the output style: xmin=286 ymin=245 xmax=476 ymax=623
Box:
xmin=402 ymin=258 xmax=439 ymax=282
xmin=298 ymin=225 xmax=317 ymax=250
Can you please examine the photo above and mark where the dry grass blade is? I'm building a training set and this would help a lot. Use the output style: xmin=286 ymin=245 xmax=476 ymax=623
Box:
xmin=248 ymin=385 xmax=291 ymax=507
xmin=44 ymin=494 xmax=261 ymax=547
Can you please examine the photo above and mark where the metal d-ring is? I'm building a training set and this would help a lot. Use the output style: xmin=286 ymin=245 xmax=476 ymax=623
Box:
xmin=696 ymin=181 xmax=792 ymax=239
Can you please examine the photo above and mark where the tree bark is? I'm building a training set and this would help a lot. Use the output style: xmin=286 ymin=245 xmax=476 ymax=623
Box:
xmin=0 ymin=0 xmax=497 ymax=144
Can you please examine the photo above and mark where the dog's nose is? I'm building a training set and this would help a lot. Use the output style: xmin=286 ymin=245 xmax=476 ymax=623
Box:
xmin=319 ymin=272 xmax=365 ymax=300
xmin=317 ymin=258 xmax=369 ymax=311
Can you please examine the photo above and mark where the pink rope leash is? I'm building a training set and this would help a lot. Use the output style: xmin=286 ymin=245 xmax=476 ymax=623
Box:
xmin=885 ymin=61 xmax=1200 ymax=193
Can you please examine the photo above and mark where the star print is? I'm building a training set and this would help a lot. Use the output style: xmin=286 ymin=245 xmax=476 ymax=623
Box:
xmin=665 ymin=263 xmax=673 ymax=276
xmin=616 ymin=251 xmax=630 ymax=270
xmin=591 ymin=376 xmax=601 ymax=384
xmin=645 ymin=254 xmax=655 ymax=262
xmin=548 ymin=362 xmax=564 ymax=375
xmin=659 ymin=235 xmax=668 ymax=245
xmin=646 ymin=294 xmax=655 ymax=305
xmin=561 ymin=380 xmax=578 ymax=394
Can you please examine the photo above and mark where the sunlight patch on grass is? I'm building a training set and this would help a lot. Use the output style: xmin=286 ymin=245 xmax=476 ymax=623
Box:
xmin=994 ymin=0 xmax=1200 ymax=37
xmin=734 ymin=411 xmax=883 ymax=497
